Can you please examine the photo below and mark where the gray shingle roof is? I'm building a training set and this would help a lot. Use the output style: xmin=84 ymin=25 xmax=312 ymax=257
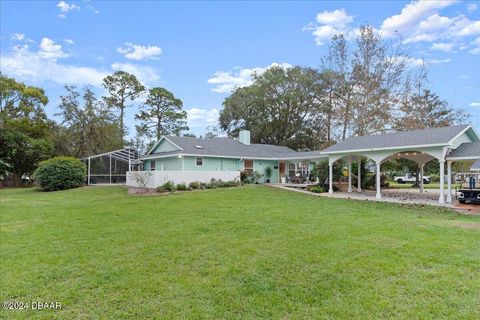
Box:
xmin=321 ymin=125 xmax=470 ymax=153
xmin=470 ymin=158 xmax=480 ymax=171
xmin=447 ymin=142 xmax=480 ymax=158
xmin=145 ymin=135 xmax=325 ymax=160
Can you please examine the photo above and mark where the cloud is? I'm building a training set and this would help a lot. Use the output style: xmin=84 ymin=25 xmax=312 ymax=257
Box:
xmin=431 ymin=42 xmax=455 ymax=52
xmin=110 ymin=63 xmax=160 ymax=85
xmin=207 ymin=62 xmax=291 ymax=93
xmin=56 ymin=1 xmax=79 ymax=18
xmin=470 ymin=102 xmax=480 ymax=107
xmin=11 ymin=33 xmax=25 ymax=41
xmin=1 ymin=44 xmax=107 ymax=86
xmin=38 ymin=38 xmax=69 ymax=59
xmin=1 ymin=37 xmax=160 ymax=87
xmin=378 ymin=1 xmax=480 ymax=47
xmin=304 ymin=9 xmax=355 ymax=45
xmin=186 ymin=108 xmax=220 ymax=128
xmin=117 ymin=43 xmax=162 ymax=61
xmin=469 ymin=37 xmax=480 ymax=53
xmin=467 ymin=3 xmax=478 ymax=12
xmin=64 ymin=39 xmax=74 ymax=45
xmin=380 ymin=0 xmax=456 ymax=37
xmin=388 ymin=56 xmax=452 ymax=67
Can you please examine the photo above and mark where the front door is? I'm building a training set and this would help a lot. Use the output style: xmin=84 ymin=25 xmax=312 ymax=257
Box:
xmin=279 ymin=161 xmax=285 ymax=183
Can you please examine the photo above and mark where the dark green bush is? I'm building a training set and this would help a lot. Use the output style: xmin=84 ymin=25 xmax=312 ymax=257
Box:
xmin=34 ymin=157 xmax=86 ymax=191
xmin=161 ymin=181 xmax=176 ymax=192
xmin=189 ymin=182 xmax=200 ymax=189
xmin=176 ymin=183 xmax=188 ymax=191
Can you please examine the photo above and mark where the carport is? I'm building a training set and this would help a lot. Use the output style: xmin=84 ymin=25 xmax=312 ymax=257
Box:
xmin=320 ymin=125 xmax=480 ymax=204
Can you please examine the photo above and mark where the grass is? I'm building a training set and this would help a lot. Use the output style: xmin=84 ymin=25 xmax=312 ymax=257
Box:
xmin=387 ymin=181 xmax=462 ymax=189
xmin=1 ymin=186 xmax=479 ymax=319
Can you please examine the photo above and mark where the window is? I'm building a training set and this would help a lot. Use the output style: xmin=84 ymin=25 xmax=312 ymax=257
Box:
xmin=196 ymin=157 xmax=203 ymax=166
xmin=150 ymin=160 xmax=156 ymax=171
xmin=244 ymin=159 xmax=254 ymax=174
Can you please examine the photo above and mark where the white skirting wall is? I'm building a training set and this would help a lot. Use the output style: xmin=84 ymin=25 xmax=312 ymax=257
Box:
xmin=126 ymin=170 xmax=241 ymax=189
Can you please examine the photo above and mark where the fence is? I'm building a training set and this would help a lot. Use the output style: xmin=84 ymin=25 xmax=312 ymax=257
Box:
xmin=126 ymin=170 xmax=241 ymax=188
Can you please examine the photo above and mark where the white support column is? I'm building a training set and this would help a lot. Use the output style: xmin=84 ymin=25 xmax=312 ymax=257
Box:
xmin=109 ymin=154 xmax=112 ymax=184
xmin=376 ymin=162 xmax=381 ymax=199
xmin=439 ymin=160 xmax=445 ymax=204
xmin=328 ymin=161 xmax=333 ymax=194
xmin=447 ymin=161 xmax=452 ymax=204
xmin=357 ymin=156 xmax=362 ymax=193
xmin=87 ymin=157 xmax=91 ymax=185
xmin=347 ymin=157 xmax=352 ymax=193
xmin=420 ymin=164 xmax=424 ymax=193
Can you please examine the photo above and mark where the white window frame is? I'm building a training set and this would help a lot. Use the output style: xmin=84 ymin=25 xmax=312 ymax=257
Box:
xmin=195 ymin=157 xmax=204 ymax=166
xmin=150 ymin=160 xmax=156 ymax=171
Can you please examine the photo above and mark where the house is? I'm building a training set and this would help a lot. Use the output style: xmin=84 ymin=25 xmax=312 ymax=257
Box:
xmin=127 ymin=130 xmax=325 ymax=188
xmin=125 ymin=124 xmax=480 ymax=205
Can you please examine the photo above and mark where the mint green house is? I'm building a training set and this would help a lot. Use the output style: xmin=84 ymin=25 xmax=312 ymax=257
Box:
xmin=129 ymin=130 xmax=325 ymax=187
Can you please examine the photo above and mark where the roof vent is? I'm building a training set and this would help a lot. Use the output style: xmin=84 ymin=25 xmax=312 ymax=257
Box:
xmin=194 ymin=145 xmax=204 ymax=149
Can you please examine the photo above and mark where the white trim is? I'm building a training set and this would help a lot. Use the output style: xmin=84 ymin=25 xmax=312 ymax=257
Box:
xmin=150 ymin=159 xmax=156 ymax=171
xmin=446 ymin=156 xmax=480 ymax=161
xmin=146 ymin=136 xmax=183 ymax=155
xmin=321 ymin=143 xmax=448 ymax=155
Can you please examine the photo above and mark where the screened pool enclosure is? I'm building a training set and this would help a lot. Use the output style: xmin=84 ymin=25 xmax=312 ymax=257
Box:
xmin=81 ymin=147 xmax=142 ymax=185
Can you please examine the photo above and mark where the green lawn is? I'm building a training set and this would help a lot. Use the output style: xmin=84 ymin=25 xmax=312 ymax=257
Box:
xmin=388 ymin=181 xmax=462 ymax=189
xmin=1 ymin=186 xmax=479 ymax=319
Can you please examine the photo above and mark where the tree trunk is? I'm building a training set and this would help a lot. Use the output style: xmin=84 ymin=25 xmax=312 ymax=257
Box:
xmin=119 ymin=107 xmax=125 ymax=141
xmin=342 ymin=100 xmax=350 ymax=141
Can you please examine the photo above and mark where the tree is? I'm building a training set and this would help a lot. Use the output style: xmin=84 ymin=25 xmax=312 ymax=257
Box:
xmin=56 ymin=86 xmax=122 ymax=158
xmin=135 ymin=87 xmax=189 ymax=141
xmin=219 ymin=66 xmax=327 ymax=150
xmin=321 ymin=35 xmax=354 ymax=141
xmin=0 ymin=128 xmax=52 ymax=186
xmin=395 ymin=64 xmax=469 ymax=130
xmin=102 ymin=71 xmax=145 ymax=140
xmin=0 ymin=73 xmax=48 ymax=121
xmin=0 ymin=73 xmax=52 ymax=139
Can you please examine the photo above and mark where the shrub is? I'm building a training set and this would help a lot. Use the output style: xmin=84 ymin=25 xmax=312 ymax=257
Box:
xmin=241 ymin=170 xmax=254 ymax=184
xmin=206 ymin=182 xmax=217 ymax=189
xmin=189 ymin=181 xmax=200 ymax=189
xmin=161 ymin=181 xmax=176 ymax=192
xmin=265 ymin=167 xmax=272 ymax=182
xmin=253 ymin=170 xmax=264 ymax=184
xmin=308 ymin=185 xmax=325 ymax=193
xmin=200 ymin=182 xmax=208 ymax=189
xmin=429 ymin=173 xmax=440 ymax=183
xmin=34 ymin=157 xmax=86 ymax=191
xmin=176 ymin=183 xmax=188 ymax=191
xmin=156 ymin=187 xmax=168 ymax=193
xmin=221 ymin=180 xmax=239 ymax=187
